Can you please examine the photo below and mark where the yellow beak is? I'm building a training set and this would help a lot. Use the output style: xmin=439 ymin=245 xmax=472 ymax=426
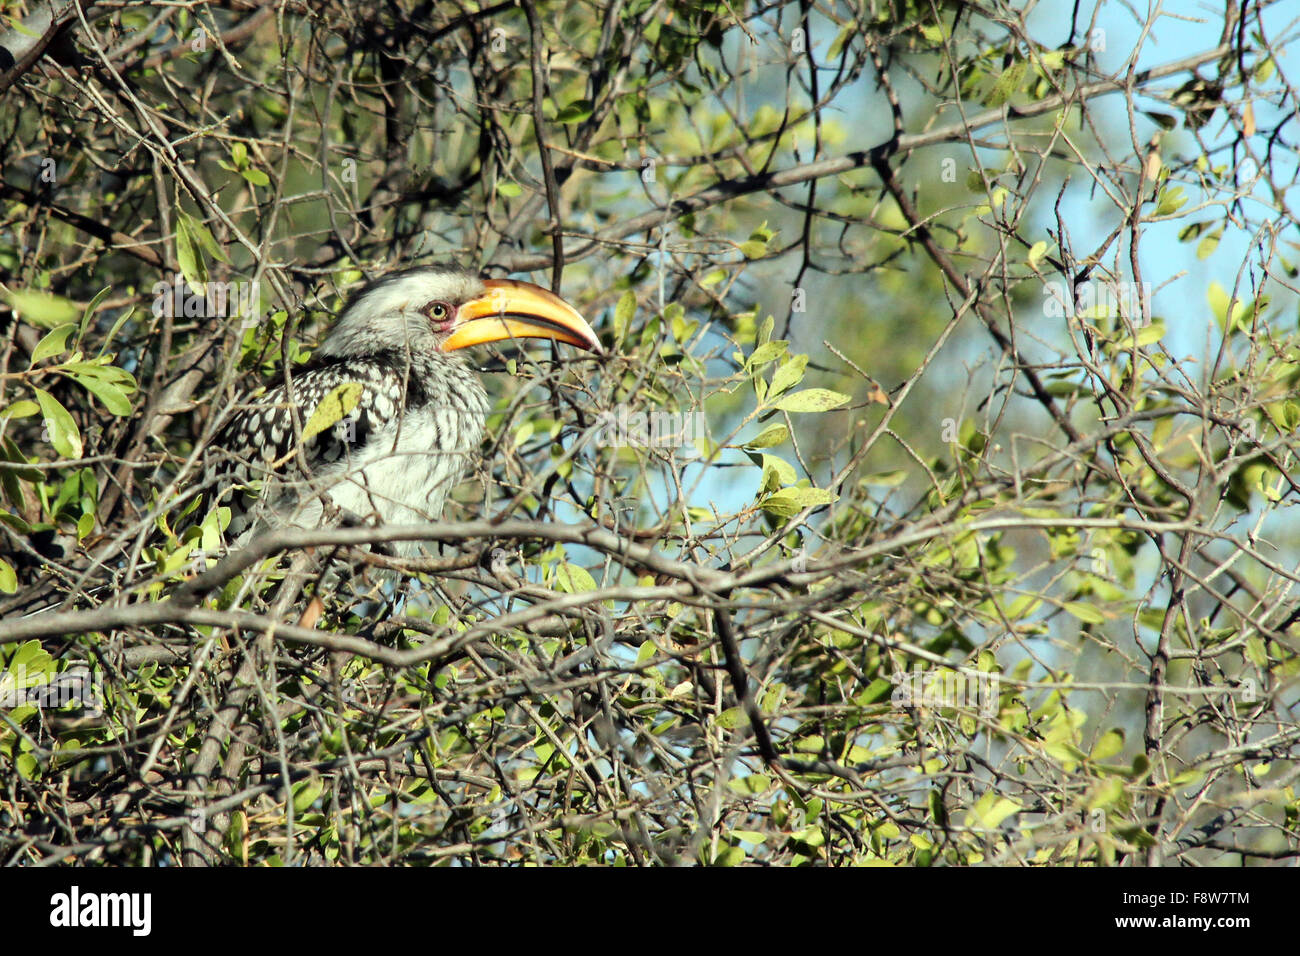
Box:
xmin=441 ymin=279 xmax=602 ymax=354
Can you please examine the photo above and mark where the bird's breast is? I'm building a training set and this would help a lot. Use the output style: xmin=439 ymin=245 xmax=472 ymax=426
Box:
xmin=272 ymin=365 xmax=489 ymax=554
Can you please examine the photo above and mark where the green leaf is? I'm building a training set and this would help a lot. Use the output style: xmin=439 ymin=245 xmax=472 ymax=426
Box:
xmin=11 ymin=639 xmax=52 ymax=675
xmin=187 ymin=212 xmax=227 ymax=262
xmin=73 ymin=374 xmax=134 ymax=416
xmin=827 ymin=21 xmax=855 ymax=59
xmin=670 ymin=311 xmax=697 ymax=344
xmin=292 ymin=778 xmax=325 ymax=814
xmin=0 ymin=557 xmax=15 ymax=593
xmin=758 ymin=454 xmax=797 ymax=492
xmin=1088 ymin=777 xmax=1125 ymax=811
xmin=7 ymin=17 xmax=41 ymax=39
xmin=1196 ymin=229 xmax=1222 ymax=260
xmin=29 ymin=324 xmax=77 ymax=365
xmin=77 ymin=286 xmax=112 ymax=347
xmin=759 ymin=486 xmax=837 ymax=517
xmin=240 ymin=168 xmax=270 ymax=187
xmin=1154 ymin=186 xmax=1187 ymax=217
xmin=727 ymin=776 xmax=771 ymax=796
xmin=1112 ymin=321 xmax=1165 ymax=350
xmin=774 ymin=388 xmax=850 ymax=413
xmin=1207 ymin=282 xmax=1248 ymax=333
xmin=967 ymin=792 xmax=1022 ymax=828
xmin=1027 ymin=240 xmax=1048 ymax=268
xmin=714 ymin=707 xmax=746 ymax=729
xmin=6 ymin=290 xmax=79 ymax=328
xmin=555 ymin=99 xmax=593 ymax=123
xmin=98 ymin=307 xmax=136 ymax=357
xmin=1090 ymin=728 xmax=1125 ymax=761
xmin=985 ymin=60 xmax=1028 ymax=107
xmin=747 ymin=340 xmax=787 ymax=369
xmin=32 ymin=387 xmax=83 ymax=458
xmin=0 ymin=510 xmax=32 ymax=534
xmin=555 ymin=563 xmax=597 ymax=593
xmin=175 ymin=214 xmax=206 ymax=287
xmin=862 ymin=469 xmax=907 ymax=487
xmin=1063 ymin=601 xmax=1104 ymax=625
xmin=918 ymin=23 xmax=945 ymax=45
xmin=175 ymin=211 xmax=228 ymax=287
xmin=302 ymin=382 xmax=363 ymax=441
xmin=2 ymin=399 xmax=40 ymax=419
xmin=768 ymin=353 xmax=808 ymax=399
xmin=613 ymin=289 xmax=636 ymax=340
xmin=743 ymin=423 xmax=789 ymax=450
xmin=496 ymin=181 xmax=522 ymax=197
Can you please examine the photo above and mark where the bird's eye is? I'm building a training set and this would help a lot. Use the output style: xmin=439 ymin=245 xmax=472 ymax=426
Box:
xmin=426 ymin=301 xmax=453 ymax=323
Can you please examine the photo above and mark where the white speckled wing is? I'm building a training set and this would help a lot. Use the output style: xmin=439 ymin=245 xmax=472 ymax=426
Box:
xmin=199 ymin=353 xmax=489 ymax=556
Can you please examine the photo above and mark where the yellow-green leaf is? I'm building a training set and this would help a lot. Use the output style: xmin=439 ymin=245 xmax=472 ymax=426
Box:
xmin=1112 ymin=320 xmax=1165 ymax=350
xmin=74 ymin=375 xmax=134 ymax=416
xmin=774 ymin=388 xmax=850 ymax=413
xmin=1090 ymin=728 xmax=1125 ymax=761
xmin=1155 ymin=186 xmax=1187 ymax=217
xmin=768 ymin=354 xmax=807 ymax=398
xmin=29 ymin=323 xmax=77 ymax=365
xmin=175 ymin=215 xmax=206 ymax=287
xmin=715 ymin=706 xmax=746 ymax=729
xmin=302 ymin=382 xmax=363 ymax=441
xmin=1088 ymin=777 xmax=1125 ymax=811
xmin=1196 ymin=229 xmax=1222 ymax=260
xmin=614 ymin=289 xmax=636 ymax=341
xmin=759 ymin=486 xmax=837 ymax=517
xmin=32 ymin=387 xmax=83 ymax=458
xmin=555 ymin=563 xmax=597 ymax=593
xmin=1063 ymin=601 xmax=1104 ymax=625
xmin=747 ymin=340 xmax=788 ymax=369
xmin=759 ymin=454 xmax=797 ymax=491
xmin=967 ymin=792 xmax=1022 ymax=829
xmin=743 ymin=423 xmax=789 ymax=450
xmin=6 ymin=290 xmax=80 ymax=329
xmin=555 ymin=99 xmax=593 ymax=124
xmin=2 ymin=400 xmax=40 ymax=419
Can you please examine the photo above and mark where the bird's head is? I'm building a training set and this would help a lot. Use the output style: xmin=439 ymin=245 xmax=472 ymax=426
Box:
xmin=316 ymin=265 xmax=602 ymax=361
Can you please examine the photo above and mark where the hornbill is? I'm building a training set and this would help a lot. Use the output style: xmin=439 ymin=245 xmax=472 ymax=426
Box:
xmin=196 ymin=265 xmax=601 ymax=557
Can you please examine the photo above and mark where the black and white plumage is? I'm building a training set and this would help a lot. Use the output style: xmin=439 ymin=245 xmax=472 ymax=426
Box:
xmin=197 ymin=265 xmax=601 ymax=558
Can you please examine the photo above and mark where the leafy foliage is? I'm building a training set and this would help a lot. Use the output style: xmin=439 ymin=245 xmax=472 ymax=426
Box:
xmin=1 ymin=0 xmax=1299 ymax=866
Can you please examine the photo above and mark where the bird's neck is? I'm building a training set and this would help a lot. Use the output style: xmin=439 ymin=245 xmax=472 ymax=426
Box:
xmin=305 ymin=348 xmax=485 ymax=412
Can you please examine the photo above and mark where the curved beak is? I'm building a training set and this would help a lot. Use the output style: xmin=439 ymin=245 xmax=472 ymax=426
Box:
xmin=441 ymin=279 xmax=603 ymax=355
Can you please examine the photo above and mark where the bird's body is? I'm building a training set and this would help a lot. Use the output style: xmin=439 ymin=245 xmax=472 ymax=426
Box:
xmin=195 ymin=266 xmax=599 ymax=557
